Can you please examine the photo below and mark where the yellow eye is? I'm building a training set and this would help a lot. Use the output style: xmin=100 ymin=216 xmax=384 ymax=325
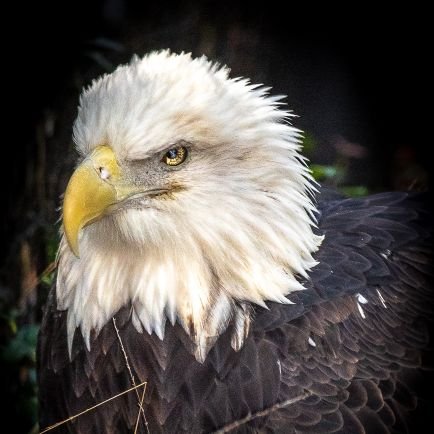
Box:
xmin=163 ymin=146 xmax=187 ymax=166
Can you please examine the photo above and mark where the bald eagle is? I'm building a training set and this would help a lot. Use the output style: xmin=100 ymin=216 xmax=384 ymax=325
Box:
xmin=38 ymin=51 xmax=432 ymax=434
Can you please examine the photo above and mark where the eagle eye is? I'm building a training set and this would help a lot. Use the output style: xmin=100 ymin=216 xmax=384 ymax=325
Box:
xmin=163 ymin=146 xmax=187 ymax=166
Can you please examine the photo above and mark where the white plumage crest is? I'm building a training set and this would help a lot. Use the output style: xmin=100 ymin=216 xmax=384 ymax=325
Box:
xmin=57 ymin=50 xmax=323 ymax=360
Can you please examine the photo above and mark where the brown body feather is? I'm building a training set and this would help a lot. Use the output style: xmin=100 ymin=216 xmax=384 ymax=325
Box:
xmin=38 ymin=191 xmax=433 ymax=433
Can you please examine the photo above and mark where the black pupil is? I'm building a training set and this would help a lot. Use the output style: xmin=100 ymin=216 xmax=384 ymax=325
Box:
xmin=167 ymin=149 xmax=178 ymax=159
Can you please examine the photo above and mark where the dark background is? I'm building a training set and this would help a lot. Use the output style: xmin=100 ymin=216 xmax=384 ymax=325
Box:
xmin=1 ymin=2 xmax=431 ymax=432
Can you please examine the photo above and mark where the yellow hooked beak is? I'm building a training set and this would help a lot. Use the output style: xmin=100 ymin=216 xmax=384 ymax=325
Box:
xmin=63 ymin=145 xmax=135 ymax=257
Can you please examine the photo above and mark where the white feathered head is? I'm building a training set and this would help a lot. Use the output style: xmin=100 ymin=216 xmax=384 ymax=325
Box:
xmin=57 ymin=51 xmax=322 ymax=360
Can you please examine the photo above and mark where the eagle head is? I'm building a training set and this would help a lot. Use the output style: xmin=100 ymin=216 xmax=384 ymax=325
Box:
xmin=57 ymin=51 xmax=322 ymax=360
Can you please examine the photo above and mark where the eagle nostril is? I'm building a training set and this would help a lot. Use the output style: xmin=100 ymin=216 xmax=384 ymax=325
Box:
xmin=98 ymin=166 xmax=111 ymax=181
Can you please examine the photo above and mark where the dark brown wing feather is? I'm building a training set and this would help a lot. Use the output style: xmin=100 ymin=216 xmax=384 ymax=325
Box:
xmin=37 ymin=192 xmax=433 ymax=433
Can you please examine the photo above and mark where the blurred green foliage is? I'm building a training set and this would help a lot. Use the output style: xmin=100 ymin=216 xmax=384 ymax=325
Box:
xmin=2 ymin=323 xmax=39 ymax=363
xmin=0 ymin=316 xmax=40 ymax=432
xmin=0 ymin=229 xmax=57 ymax=433
xmin=310 ymin=164 xmax=344 ymax=182
xmin=303 ymin=134 xmax=369 ymax=197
